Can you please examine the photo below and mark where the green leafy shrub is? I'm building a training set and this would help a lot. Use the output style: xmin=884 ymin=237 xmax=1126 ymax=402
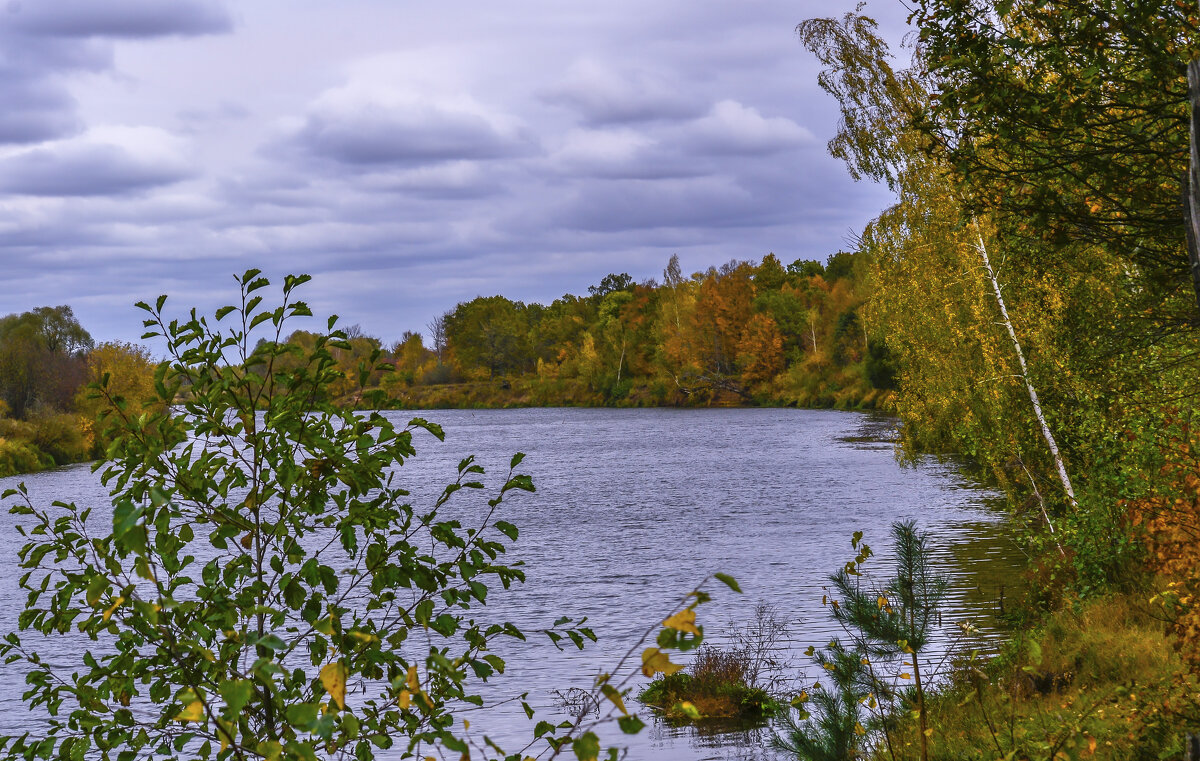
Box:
xmin=0 ymin=272 xmax=614 ymax=761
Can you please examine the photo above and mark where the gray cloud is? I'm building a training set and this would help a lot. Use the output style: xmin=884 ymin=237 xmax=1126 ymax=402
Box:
xmin=0 ymin=130 xmax=193 ymax=197
xmin=544 ymin=176 xmax=773 ymax=233
xmin=680 ymin=100 xmax=814 ymax=155
xmin=0 ymin=0 xmax=232 ymax=145
xmin=0 ymin=75 xmax=80 ymax=143
xmin=5 ymin=0 xmax=233 ymax=38
xmin=0 ymin=0 xmax=906 ymax=347
xmin=540 ymin=59 xmax=705 ymax=125
xmin=287 ymin=95 xmax=533 ymax=167
xmin=544 ymin=128 xmax=703 ymax=180
xmin=0 ymin=37 xmax=106 ymax=145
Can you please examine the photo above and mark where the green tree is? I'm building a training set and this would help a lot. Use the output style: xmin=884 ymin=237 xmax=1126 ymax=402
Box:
xmin=827 ymin=522 xmax=947 ymax=761
xmin=0 ymin=306 xmax=93 ymax=418
xmin=445 ymin=296 xmax=530 ymax=379
xmin=780 ymin=523 xmax=947 ymax=761
xmin=587 ymin=273 xmax=634 ymax=299
xmin=774 ymin=640 xmax=871 ymax=761
xmin=913 ymin=0 xmax=1198 ymax=310
xmin=0 ymin=272 xmax=614 ymax=761
xmin=74 ymin=341 xmax=162 ymax=458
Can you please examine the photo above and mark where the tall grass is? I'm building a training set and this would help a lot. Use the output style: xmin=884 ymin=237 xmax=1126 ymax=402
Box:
xmin=887 ymin=595 xmax=1192 ymax=760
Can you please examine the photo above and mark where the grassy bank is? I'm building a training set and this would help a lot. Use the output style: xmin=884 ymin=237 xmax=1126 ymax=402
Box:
xmin=368 ymin=370 xmax=894 ymax=411
xmin=880 ymin=593 xmax=1195 ymax=760
xmin=0 ymin=413 xmax=91 ymax=478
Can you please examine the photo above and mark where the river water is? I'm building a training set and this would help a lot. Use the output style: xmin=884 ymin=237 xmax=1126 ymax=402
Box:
xmin=0 ymin=408 xmax=1020 ymax=760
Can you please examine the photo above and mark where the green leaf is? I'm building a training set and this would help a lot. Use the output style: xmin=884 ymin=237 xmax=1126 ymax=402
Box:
xmin=617 ymin=715 xmax=645 ymax=735
xmin=112 ymin=501 xmax=141 ymax=540
xmin=600 ymin=684 xmax=627 ymax=715
xmin=572 ymin=732 xmax=600 ymax=761
xmin=495 ymin=520 xmax=519 ymax=541
xmin=218 ymin=680 xmax=253 ymax=717
xmin=713 ymin=573 xmax=742 ymax=594
xmin=255 ymin=634 xmax=287 ymax=651
xmin=258 ymin=741 xmax=282 ymax=761
xmin=285 ymin=702 xmax=319 ymax=728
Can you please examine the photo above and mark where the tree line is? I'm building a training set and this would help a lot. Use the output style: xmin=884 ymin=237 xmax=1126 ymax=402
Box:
xmin=0 ymin=251 xmax=892 ymax=476
xmin=379 ymin=251 xmax=895 ymax=409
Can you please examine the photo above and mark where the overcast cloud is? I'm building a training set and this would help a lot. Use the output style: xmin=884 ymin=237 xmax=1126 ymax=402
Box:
xmin=0 ymin=0 xmax=911 ymax=345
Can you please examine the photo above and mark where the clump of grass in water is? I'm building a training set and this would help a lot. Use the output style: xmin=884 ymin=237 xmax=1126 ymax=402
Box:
xmin=638 ymin=602 xmax=797 ymax=726
xmin=638 ymin=644 xmax=781 ymax=723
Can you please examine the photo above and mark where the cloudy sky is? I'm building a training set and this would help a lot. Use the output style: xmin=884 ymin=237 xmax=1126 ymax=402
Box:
xmin=1 ymin=0 xmax=912 ymax=346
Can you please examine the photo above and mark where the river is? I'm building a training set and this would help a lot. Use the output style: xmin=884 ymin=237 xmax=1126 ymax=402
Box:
xmin=0 ymin=407 xmax=1020 ymax=760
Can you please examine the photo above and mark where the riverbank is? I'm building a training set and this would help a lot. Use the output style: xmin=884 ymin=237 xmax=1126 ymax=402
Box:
xmin=880 ymin=591 xmax=1191 ymax=760
xmin=364 ymin=375 xmax=894 ymax=411
xmin=0 ymin=413 xmax=91 ymax=478
xmin=0 ymin=384 xmax=892 ymax=480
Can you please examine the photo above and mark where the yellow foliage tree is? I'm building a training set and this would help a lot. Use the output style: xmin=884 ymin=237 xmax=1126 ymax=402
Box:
xmin=74 ymin=341 xmax=161 ymax=457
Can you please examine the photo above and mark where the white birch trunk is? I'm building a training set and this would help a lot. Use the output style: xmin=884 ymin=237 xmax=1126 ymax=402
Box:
xmin=974 ymin=223 xmax=1078 ymax=510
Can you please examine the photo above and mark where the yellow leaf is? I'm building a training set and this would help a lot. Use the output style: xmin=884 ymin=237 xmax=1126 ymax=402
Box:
xmin=641 ymin=647 xmax=684 ymax=677
xmin=259 ymin=741 xmax=283 ymax=761
xmin=349 ymin=630 xmax=378 ymax=644
xmin=662 ymin=609 xmax=700 ymax=635
xmin=102 ymin=596 xmax=125 ymax=621
xmin=678 ymin=701 xmax=701 ymax=719
xmin=406 ymin=665 xmax=420 ymax=691
xmin=321 ymin=662 xmax=347 ymax=710
xmin=398 ymin=691 xmax=412 ymax=710
xmin=900 ymin=673 xmax=912 ymax=680
xmin=601 ymin=684 xmax=627 ymax=715
xmin=924 ymin=728 xmax=934 ymax=737
xmin=314 ymin=618 xmax=335 ymax=635
xmin=855 ymin=723 xmax=866 ymax=736
xmin=176 ymin=691 xmax=205 ymax=723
